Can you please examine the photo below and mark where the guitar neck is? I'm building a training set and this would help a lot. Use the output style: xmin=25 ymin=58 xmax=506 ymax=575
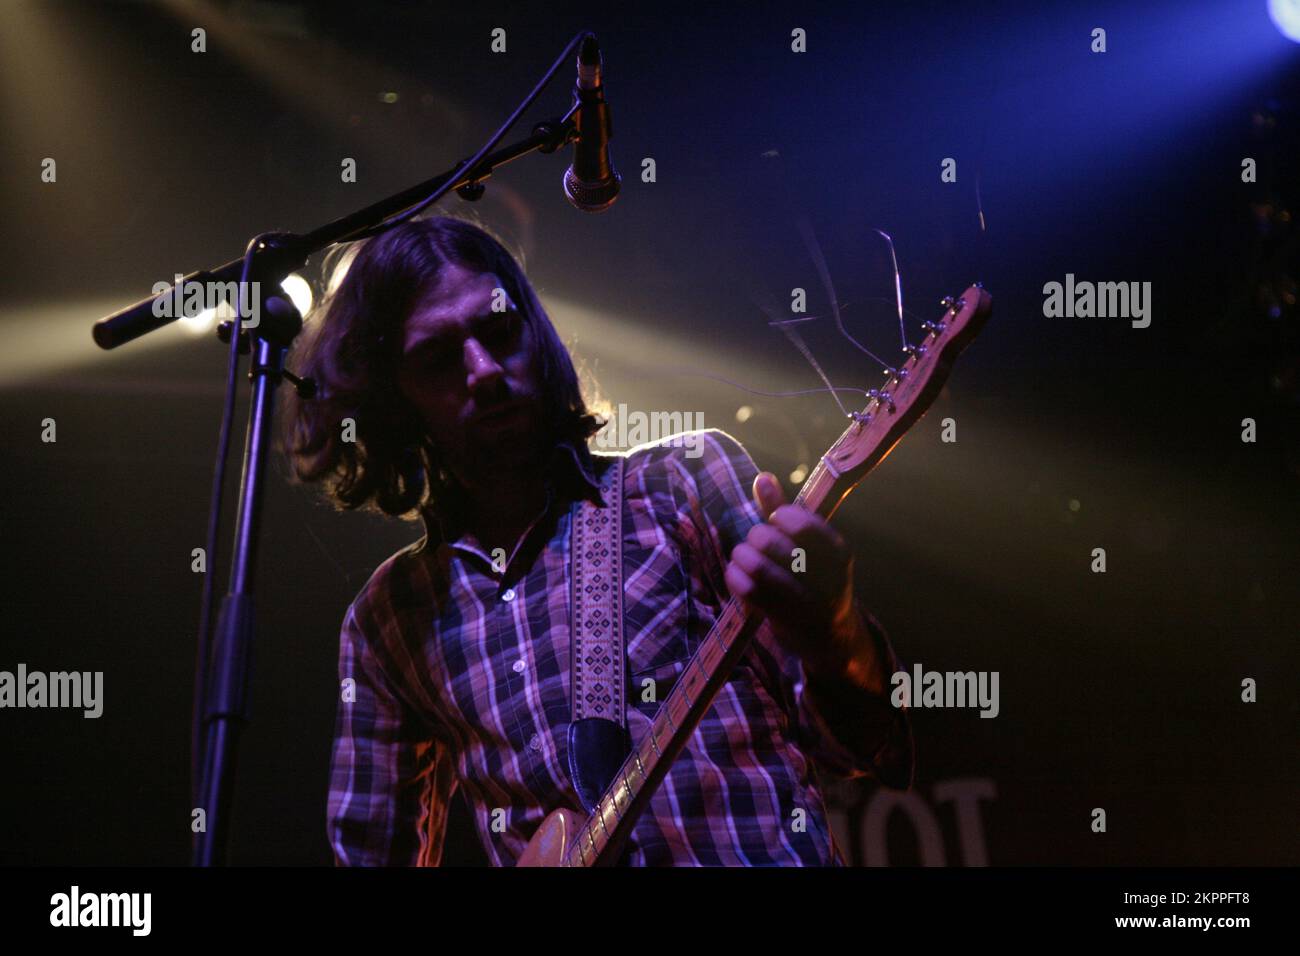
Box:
xmin=561 ymin=284 xmax=991 ymax=867
xmin=561 ymin=451 xmax=846 ymax=867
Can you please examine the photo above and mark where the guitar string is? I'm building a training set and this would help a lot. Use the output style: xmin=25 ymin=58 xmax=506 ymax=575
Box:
xmin=643 ymin=300 xmax=929 ymax=405
xmin=736 ymin=148 xmax=918 ymax=417
xmin=774 ymin=322 xmax=851 ymax=419
xmin=754 ymin=147 xmax=905 ymax=373
xmin=661 ymin=371 xmax=871 ymax=401
xmin=795 ymin=215 xmax=904 ymax=372
xmin=871 ymin=226 xmax=909 ymax=352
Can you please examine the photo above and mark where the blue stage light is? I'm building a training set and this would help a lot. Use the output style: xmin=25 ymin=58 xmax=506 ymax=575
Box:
xmin=1269 ymin=0 xmax=1300 ymax=42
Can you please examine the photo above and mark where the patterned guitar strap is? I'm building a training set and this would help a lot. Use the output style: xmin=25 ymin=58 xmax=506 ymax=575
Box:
xmin=567 ymin=454 xmax=632 ymax=814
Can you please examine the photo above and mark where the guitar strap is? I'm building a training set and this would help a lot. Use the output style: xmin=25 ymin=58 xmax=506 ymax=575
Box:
xmin=567 ymin=454 xmax=632 ymax=813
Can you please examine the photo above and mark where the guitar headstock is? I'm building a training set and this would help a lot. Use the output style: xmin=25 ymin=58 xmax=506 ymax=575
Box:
xmin=811 ymin=283 xmax=992 ymax=515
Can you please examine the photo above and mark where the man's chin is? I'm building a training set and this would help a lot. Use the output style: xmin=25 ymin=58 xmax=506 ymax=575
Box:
xmin=467 ymin=415 xmax=544 ymax=462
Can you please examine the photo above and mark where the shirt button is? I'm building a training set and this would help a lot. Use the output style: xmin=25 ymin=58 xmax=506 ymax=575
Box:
xmin=501 ymin=588 xmax=516 ymax=602
xmin=512 ymin=659 xmax=526 ymax=674
xmin=528 ymin=734 xmax=542 ymax=751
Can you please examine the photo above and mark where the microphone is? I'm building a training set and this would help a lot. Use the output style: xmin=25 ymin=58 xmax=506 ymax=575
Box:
xmin=563 ymin=34 xmax=621 ymax=213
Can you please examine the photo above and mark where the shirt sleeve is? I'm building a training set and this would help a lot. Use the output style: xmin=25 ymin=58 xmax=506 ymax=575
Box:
xmin=327 ymin=599 xmax=452 ymax=866
xmin=672 ymin=428 xmax=915 ymax=788
xmin=765 ymin=603 xmax=915 ymax=788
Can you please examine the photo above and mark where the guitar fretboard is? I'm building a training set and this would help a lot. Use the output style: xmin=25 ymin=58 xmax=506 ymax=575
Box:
xmin=562 ymin=455 xmax=840 ymax=866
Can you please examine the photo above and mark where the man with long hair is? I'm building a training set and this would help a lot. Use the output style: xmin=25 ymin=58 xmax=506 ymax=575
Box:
xmin=281 ymin=215 xmax=913 ymax=866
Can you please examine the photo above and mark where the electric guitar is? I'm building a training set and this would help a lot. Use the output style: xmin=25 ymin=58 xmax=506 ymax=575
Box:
xmin=517 ymin=284 xmax=993 ymax=866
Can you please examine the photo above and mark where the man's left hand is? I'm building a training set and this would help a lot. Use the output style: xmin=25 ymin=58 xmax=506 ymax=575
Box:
xmin=723 ymin=471 xmax=880 ymax=691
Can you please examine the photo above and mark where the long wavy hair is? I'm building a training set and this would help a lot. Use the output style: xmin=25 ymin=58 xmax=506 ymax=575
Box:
xmin=279 ymin=214 xmax=603 ymax=522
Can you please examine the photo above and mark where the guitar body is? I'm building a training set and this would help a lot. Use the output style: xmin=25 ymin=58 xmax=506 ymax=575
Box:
xmin=517 ymin=808 xmax=585 ymax=866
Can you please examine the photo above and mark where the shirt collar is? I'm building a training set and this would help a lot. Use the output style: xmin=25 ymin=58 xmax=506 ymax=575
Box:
xmin=415 ymin=438 xmax=605 ymax=553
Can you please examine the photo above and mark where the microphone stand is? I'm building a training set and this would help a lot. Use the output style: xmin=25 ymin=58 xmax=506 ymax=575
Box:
xmin=94 ymin=114 xmax=578 ymax=867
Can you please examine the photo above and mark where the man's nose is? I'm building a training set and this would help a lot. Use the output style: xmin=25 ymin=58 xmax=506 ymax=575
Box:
xmin=464 ymin=337 xmax=504 ymax=391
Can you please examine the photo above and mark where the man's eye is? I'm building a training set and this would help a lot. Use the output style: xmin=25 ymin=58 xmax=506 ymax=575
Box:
xmin=414 ymin=344 xmax=457 ymax=368
xmin=407 ymin=313 xmax=521 ymax=370
xmin=480 ymin=311 xmax=522 ymax=345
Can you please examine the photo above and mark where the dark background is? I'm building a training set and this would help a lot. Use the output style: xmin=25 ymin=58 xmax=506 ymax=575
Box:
xmin=2 ymin=0 xmax=1297 ymax=865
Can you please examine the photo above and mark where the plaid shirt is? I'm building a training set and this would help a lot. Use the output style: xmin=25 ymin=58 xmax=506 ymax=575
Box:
xmin=327 ymin=428 xmax=913 ymax=866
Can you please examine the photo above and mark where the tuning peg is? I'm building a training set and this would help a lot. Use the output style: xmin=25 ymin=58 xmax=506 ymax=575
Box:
xmin=868 ymin=387 xmax=896 ymax=411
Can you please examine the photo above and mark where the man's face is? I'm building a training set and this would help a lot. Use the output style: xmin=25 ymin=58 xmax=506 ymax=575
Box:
xmin=395 ymin=262 xmax=543 ymax=472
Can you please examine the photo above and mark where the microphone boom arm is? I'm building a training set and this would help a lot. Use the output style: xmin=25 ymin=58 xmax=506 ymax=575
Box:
xmin=92 ymin=116 xmax=578 ymax=350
